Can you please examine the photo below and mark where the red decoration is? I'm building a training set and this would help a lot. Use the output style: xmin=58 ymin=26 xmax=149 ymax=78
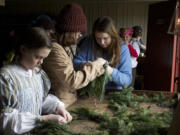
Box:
xmin=128 ymin=44 xmax=138 ymax=58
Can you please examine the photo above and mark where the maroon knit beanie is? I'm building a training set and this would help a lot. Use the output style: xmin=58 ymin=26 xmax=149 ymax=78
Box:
xmin=57 ymin=3 xmax=87 ymax=33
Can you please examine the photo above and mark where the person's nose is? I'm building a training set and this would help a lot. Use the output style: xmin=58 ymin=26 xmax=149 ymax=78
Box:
xmin=78 ymin=32 xmax=82 ymax=38
xmin=100 ymin=39 xmax=105 ymax=45
xmin=39 ymin=59 xmax=43 ymax=65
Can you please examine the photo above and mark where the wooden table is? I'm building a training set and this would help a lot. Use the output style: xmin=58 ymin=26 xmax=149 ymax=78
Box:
xmin=67 ymin=90 xmax=173 ymax=134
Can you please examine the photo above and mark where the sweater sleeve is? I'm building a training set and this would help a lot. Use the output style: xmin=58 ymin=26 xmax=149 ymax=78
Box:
xmin=0 ymin=74 xmax=39 ymax=135
xmin=0 ymin=110 xmax=39 ymax=135
xmin=74 ymin=37 xmax=92 ymax=71
xmin=43 ymin=43 xmax=105 ymax=91
xmin=42 ymin=94 xmax=65 ymax=114
xmin=40 ymin=70 xmax=65 ymax=114
xmin=111 ymin=45 xmax=132 ymax=86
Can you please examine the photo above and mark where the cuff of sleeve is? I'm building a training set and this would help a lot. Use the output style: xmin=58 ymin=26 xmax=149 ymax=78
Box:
xmin=50 ymin=95 xmax=65 ymax=113
xmin=42 ymin=94 xmax=65 ymax=114
xmin=92 ymin=61 xmax=105 ymax=76
xmin=1 ymin=110 xmax=38 ymax=134
xmin=111 ymin=68 xmax=118 ymax=81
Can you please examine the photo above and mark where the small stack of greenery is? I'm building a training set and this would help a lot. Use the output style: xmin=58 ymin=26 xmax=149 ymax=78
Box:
xmin=30 ymin=120 xmax=75 ymax=135
xmin=30 ymin=87 xmax=176 ymax=135
xmin=109 ymin=86 xmax=177 ymax=108
xmin=80 ymin=63 xmax=111 ymax=101
xmin=30 ymin=119 xmax=109 ymax=135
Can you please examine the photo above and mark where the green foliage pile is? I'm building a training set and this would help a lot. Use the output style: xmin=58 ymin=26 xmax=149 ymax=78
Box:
xmin=75 ymin=87 xmax=174 ymax=135
xmin=109 ymin=86 xmax=176 ymax=108
xmin=70 ymin=107 xmax=110 ymax=122
xmin=105 ymin=87 xmax=174 ymax=135
xmin=30 ymin=119 xmax=109 ymax=135
xmin=30 ymin=87 xmax=176 ymax=135
xmin=107 ymin=101 xmax=172 ymax=135
xmin=80 ymin=63 xmax=111 ymax=101
xmin=30 ymin=120 xmax=76 ymax=135
xmin=71 ymin=107 xmax=172 ymax=135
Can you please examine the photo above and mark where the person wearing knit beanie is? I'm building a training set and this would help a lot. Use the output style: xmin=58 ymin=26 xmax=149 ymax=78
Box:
xmin=57 ymin=3 xmax=87 ymax=33
xmin=43 ymin=3 xmax=107 ymax=108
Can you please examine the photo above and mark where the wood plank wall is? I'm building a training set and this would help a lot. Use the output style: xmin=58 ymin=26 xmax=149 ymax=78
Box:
xmin=0 ymin=0 xmax=154 ymax=44
xmin=0 ymin=0 xmax=5 ymax=6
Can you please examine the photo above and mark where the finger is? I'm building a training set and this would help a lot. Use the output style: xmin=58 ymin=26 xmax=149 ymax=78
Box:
xmin=65 ymin=114 xmax=70 ymax=122
xmin=66 ymin=113 xmax=72 ymax=122
xmin=63 ymin=114 xmax=68 ymax=121
xmin=58 ymin=117 xmax=67 ymax=124
xmin=60 ymin=111 xmax=65 ymax=117
xmin=61 ymin=112 xmax=69 ymax=122
xmin=68 ymin=113 xmax=72 ymax=121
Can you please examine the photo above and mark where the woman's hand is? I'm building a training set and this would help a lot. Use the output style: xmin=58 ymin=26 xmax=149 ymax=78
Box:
xmin=107 ymin=65 xmax=113 ymax=75
xmin=41 ymin=114 xmax=67 ymax=125
xmin=83 ymin=58 xmax=107 ymax=67
xmin=56 ymin=105 xmax=72 ymax=123
xmin=95 ymin=58 xmax=107 ymax=65
xmin=140 ymin=44 xmax=146 ymax=51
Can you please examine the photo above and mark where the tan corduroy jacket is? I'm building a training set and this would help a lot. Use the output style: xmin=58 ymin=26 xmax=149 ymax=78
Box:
xmin=43 ymin=42 xmax=105 ymax=108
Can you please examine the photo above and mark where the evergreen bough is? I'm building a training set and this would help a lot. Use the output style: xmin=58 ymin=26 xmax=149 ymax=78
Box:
xmin=30 ymin=87 xmax=176 ymax=135
xmin=80 ymin=63 xmax=111 ymax=101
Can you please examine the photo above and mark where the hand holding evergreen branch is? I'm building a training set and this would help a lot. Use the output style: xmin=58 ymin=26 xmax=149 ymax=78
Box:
xmin=80 ymin=62 xmax=112 ymax=101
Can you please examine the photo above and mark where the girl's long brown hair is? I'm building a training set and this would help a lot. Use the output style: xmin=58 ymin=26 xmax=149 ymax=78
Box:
xmin=92 ymin=16 xmax=121 ymax=67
